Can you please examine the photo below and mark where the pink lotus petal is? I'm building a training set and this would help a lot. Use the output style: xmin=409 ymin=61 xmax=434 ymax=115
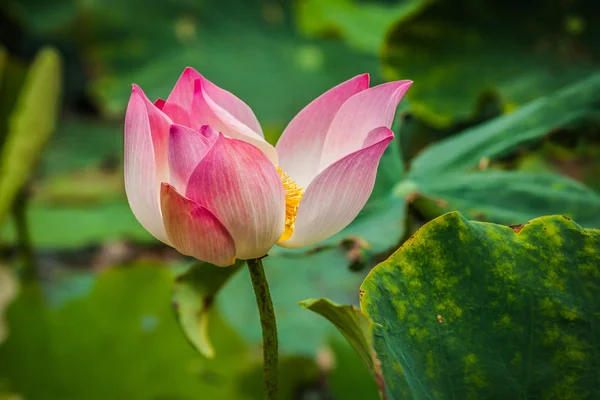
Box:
xmin=161 ymin=183 xmax=236 ymax=266
xmin=275 ymin=74 xmax=370 ymax=188
xmin=192 ymin=79 xmax=279 ymax=164
xmin=186 ymin=134 xmax=285 ymax=259
xmin=162 ymin=67 xmax=201 ymax=126
xmin=124 ymin=85 xmax=172 ymax=243
xmin=279 ymin=127 xmax=394 ymax=248
xmin=196 ymin=75 xmax=263 ymax=136
xmin=319 ymin=80 xmax=412 ymax=170
xmin=168 ymin=124 xmax=218 ymax=194
xmin=133 ymin=85 xmax=172 ymax=180
xmin=199 ymin=123 xmax=219 ymax=141
xmin=154 ymin=98 xmax=166 ymax=110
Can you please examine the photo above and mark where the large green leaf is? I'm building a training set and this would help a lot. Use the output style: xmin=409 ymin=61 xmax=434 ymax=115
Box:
xmin=0 ymin=264 xmax=253 ymax=399
xmin=414 ymin=171 xmax=600 ymax=227
xmin=382 ymin=0 xmax=600 ymax=127
xmin=307 ymin=212 xmax=600 ymax=398
xmin=6 ymin=0 xmax=380 ymax=124
xmin=514 ymin=140 xmax=600 ymax=193
xmin=296 ymin=0 xmax=427 ymax=54
xmin=365 ymin=212 xmax=600 ymax=398
xmin=398 ymin=73 xmax=600 ymax=228
xmin=0 ymin=48 xmax=62 ymax=225
xmin=408 ymin=73 xmax=600 ymax=178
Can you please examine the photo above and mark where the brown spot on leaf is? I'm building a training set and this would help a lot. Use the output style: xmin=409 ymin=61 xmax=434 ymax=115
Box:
xmin=509 ymin=224 xmax=523 ymax=233
xmin=371 ymin=349 xmax=389 ymax=400
xmin=509 ymin=223 xmax=528 ymax=233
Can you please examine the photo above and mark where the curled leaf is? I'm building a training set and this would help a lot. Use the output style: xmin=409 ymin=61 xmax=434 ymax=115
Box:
xmin=173 ymin=260 xmax=244 ymax=357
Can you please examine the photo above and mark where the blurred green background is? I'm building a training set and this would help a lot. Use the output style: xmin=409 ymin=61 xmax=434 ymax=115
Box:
xmin=1 ymin=0 xmax=600 ymax=398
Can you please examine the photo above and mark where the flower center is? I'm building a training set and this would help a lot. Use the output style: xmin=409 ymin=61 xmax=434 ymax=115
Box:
xmin=277 ymin=167 xmax=304 ymax=241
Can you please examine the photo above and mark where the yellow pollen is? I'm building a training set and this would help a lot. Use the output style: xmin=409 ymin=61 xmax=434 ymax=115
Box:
xmin=277 ymin=167 xmax=304 ymax=241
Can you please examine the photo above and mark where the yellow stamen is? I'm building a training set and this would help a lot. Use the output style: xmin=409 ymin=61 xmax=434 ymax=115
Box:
xmin=277 ymin=167 xmax=304 ymax=241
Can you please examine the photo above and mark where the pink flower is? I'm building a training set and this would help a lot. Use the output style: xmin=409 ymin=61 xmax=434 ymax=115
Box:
xmin=124 ymin=68 xmax=411 ymax=266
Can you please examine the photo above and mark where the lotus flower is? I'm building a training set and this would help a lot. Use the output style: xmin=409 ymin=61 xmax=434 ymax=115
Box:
xmin=124 ymin=68 xmax=411 ymax=266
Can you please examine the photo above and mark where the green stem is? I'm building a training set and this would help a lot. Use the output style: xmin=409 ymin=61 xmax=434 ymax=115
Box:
xmin=247 ymin=257 xmax=278 ymax=400
xmin=12 ymin=188 xmax=36 ymax=280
